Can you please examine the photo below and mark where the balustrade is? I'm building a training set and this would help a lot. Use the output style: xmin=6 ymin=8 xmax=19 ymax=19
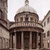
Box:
xmin=15 ymin=22 xmax=43 ymax=28
xmin=10 ymin=21 xmax=43 ymax=28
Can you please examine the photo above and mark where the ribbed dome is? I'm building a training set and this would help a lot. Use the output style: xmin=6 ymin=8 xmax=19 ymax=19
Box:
xmin=16 ymin=0 xmax=37 ymax=14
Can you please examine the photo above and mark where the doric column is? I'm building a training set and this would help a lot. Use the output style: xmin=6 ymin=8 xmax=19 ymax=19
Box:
xmin=40 ymin=33 xmax=43 ymax=48
xmin=14 ymin=32 xmax=16 ymax=49
xmin=37 ymin=32 xmax=39 ymax=49
xmin=30 ymin=32 xmax=32 ymax=50
xmin=21 ymin=32 xmax=24 ymax=49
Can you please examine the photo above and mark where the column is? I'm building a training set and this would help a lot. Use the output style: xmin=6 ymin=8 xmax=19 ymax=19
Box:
xmin=21 ymin=32 xmax=24 ymax=49
xmin=40 ymin=33 xmax=43 ymax=48
xmin=37 ymin=32 xmax=39 ymax=49
xmin=14 ymin=32 xmax=16 ymax=49
xmin=30 ymin=32 xmax=32 ymax=50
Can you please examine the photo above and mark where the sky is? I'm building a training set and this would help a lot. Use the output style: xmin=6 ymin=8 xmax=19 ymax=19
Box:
xmin=8 ymin=0 xmax=50 ymax=21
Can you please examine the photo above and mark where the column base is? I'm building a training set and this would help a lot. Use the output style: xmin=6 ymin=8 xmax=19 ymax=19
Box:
xmin=29 ymin=49 xmax=39 ymax=50
xmin=13 ymin=48 xmax=39 ymax=50
xmin=13 ymin=48 xmax=17 ymax=50
xmin=36 ymin=48 xmax=39 ymax=50
xmin=9 ymin=48 xmax=12 ymax=49
xmin=21 ymin=49 xmax=24 ymax=50
xmin=13 ymin=48 xmax=24 ymax=50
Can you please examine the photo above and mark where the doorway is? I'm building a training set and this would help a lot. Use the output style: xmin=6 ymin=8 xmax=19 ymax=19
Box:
xmin=24 ymin=32 xmax=30 ymax=50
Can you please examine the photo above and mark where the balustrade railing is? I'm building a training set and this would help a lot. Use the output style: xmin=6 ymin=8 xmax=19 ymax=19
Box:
xmin=10 ymin=21 xmax=43 ymax=28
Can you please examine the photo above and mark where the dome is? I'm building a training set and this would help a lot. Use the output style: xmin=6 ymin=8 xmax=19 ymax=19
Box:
xmin=16 ymin=0 xmax=37 ymax=14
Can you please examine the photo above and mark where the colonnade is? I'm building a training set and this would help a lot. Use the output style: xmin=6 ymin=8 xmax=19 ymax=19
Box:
xmin=9 ymin=31 xmax=43 ymax=50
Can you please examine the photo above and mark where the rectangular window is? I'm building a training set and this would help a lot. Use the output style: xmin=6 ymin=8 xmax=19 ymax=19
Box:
xmin=47 ymin=17 xmax=49 ymax=23
xmin=0 ymin=10 xmax=2 ymax=18
xmin=30 ymin=17 xmax=33 ymax=21
xmin=25 ymin=17 xmax=28 ymax=21
xmin=48 ymin=43 xmax=49 ymax=48
xmin=43 ymin=43 xmax=44 ymax=47
xmin=44 ymin=22 xmax=46 ymax=27
xmin=47 ymin=31 xmax=50 ymax=37
xmin=25 ymin=15 xmax=28 ymax=21
xmin=17 ymin=18 xmax=18 ymax=22
xmin=20 ymin=17 xmax=23 ymax=21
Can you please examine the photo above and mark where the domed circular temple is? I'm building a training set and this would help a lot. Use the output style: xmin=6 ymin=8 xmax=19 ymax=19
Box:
xmin=9 ymin=0 xmax=44 ymax=50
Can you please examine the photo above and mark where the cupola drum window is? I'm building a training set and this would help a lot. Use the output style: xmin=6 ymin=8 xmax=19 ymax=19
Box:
xmin=20 ymin=17 xmax=23 ymax=21
xmin=25 ymin=15 xmax=28 ymax=21
xmin=25 ymin=17 xmax=28 ymax=21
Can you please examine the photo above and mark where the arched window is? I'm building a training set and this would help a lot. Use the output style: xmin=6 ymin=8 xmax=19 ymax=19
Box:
xmin=30 ymin=17 xmax=33 ymax=21
xmin=25 ymin=17 xmax=28 ymax=21
xmin=20 ymin=17 xmax=23 ymax=22
xmin=17 ymin=18 xmax=18 ymax=22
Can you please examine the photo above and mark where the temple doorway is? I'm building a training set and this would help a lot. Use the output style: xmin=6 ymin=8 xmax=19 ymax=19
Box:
xmin=24 ymin=32 xmax=30 ymax=50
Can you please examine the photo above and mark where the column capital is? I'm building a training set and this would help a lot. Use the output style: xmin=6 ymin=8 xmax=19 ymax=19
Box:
xmin=36 ymin=31 xmax=39 ymax=34
xmin=14 ymin=29 xmax=16 ymax=33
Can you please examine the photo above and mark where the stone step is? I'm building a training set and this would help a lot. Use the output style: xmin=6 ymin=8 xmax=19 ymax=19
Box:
xmin=0 ymin=48 xmax=50 ymax=50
